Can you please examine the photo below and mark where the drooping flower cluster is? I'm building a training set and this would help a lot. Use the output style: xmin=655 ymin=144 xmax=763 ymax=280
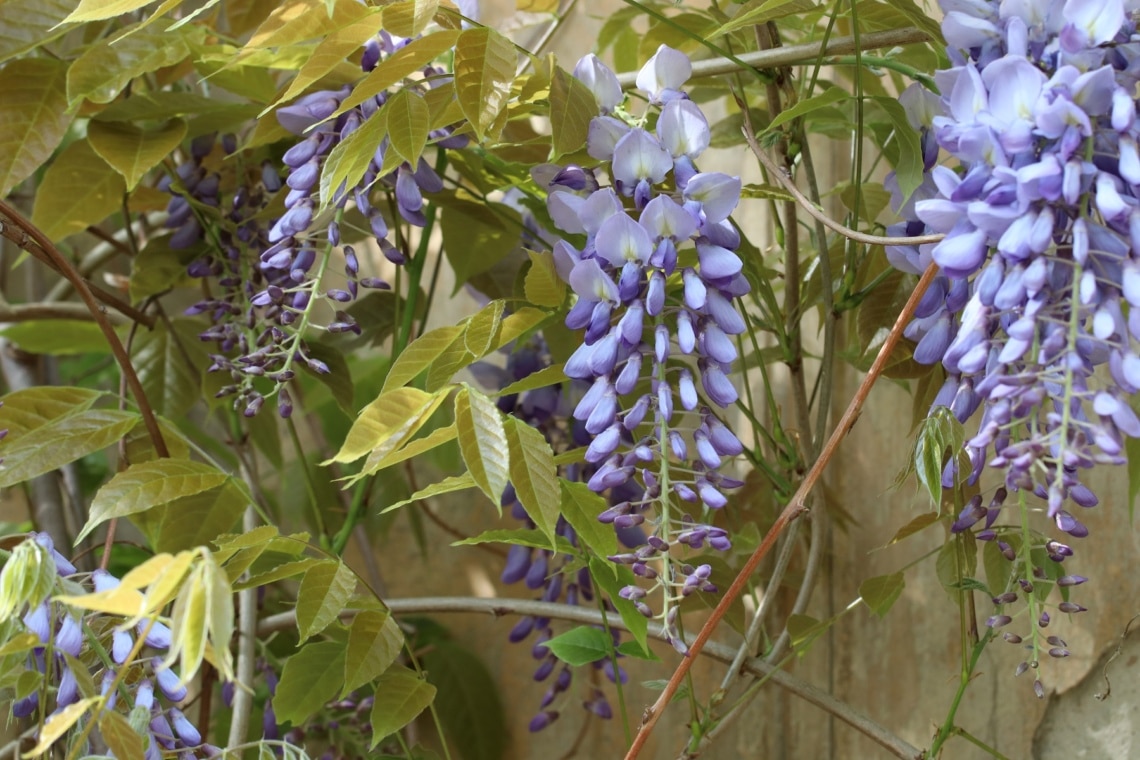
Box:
xmin=475 ymin=340 xmax=638 ymax=731
xmin=7 ymin=534 xmax=213 ymax=758
xmin=886 ymin=0 xmax=1140 ymax=688
xmin=543 ymin=47 xmax=749 ymax=651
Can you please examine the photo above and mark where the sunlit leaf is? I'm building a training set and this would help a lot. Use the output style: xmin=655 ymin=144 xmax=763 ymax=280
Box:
xmin=131 ymin=479 xmax=249 ymax=553
xmin=271 ymin=12 xmax=384 ymax=109
xmin=62 ymin=0 xmax=160 ymax=22
xmin=318 ymin=105 xmax=388 ymax=212
xmin=859 ymin=572 xmax=905 ymax=618
xmin=524 ymin=250 xmax=565 ymax=308
xmin=503 ymin=417 xmax=559 ymax=548
xmin=0 ymin=540 xmax=56 ymax=622
xmin=344 ymin=609 xmax=403 ymax=694
xmin=388 ymin=89 xmax=432 ymax=167
xmin=0 ymin=321 xmax=108 ymax=356
xmin=22 ymin=697 xmax=99 ymax=757
xmin=559 ymin=481 xmax=616 ymax=558
xmin=334 ymin=31 xmax=461 ymax=116
xmin=87 ymin=119 xmax=187 ymax=190
xmin=453 ymin=27 xmax=515 ymax=142
xmin=275 ymin=641 xmax=347 ymax=726
xmin=79 ymin=460 xmax=229 ymax=543
xmin=382 ymin=325 xmax=465 ymax=395
xmin=296 ymin=560 xmax=356 ymax=642
xmin=711 ymin=0 xmax=819 ymax=35
xmin=381 ymin=473 xmax=476 ymax=513
xmin=549 ymin=66 xmax=595 ymax=158
xmin=383 ymin=0 xmax=440 ymax=38
xmin=0 ymin=410 xmax=139 ymax=490
xmin=453 ymin=528 xmax=575 ymax=553
xmin=357 ymin=423 xmax=457 ymax=478
xmin=30 ymin=138 xmax=125 ymax=241
xmin=234 ymin=557 xmax=323 ymax=590
xmin=247 ymin=0 xmax=372 ymax=49
xmin=368 ymin=667 xmax=436 ymax=747
xmin=455 ymin=387 xmax=510 ymax=506
xmin=328 ymin=387 xmax=448 ymax=465
xmin=100 ymin=703 xmax=145 ymax=760
xmin=0 ymin=59 xmax=72 ymax=198
xmin=67 ymin=28 xmax=190 ymax=105
xmin=0 ymin=0 xmax=78 ymax=65
xmin=131 ymin=318 xmax=207 ymax=420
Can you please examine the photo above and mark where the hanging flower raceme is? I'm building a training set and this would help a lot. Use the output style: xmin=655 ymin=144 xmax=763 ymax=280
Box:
xmin=541 ymin=47 xmax=749 ymax=653
xmin=886 ymin=0 xmax=1140 ymax=691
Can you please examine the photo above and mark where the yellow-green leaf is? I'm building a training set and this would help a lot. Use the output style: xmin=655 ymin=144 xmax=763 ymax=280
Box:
xmin=99 ymin=710 xmax=145 ymax=760
xmin=0 ymin=409 xmax=139 ymax=490
xmin=62 ymin=0 xmax=161 ymax=22
xmin=495 ymin=306 xmax=549 ymax=348
xmin=203 ymin=553 xmax=235 ymax=681
xmin=0 ymin=0 xmax=78 ymax=65
xmin=463 ymin=300 xmax=505 ymax=359
xmin=30 ymin=139 xmax=125 ymax=241
xmin=382 ymin=325 xmax=464 ymax=394
xmin=79 ymin=460 xmax=230 ymax=543
xmin=270 ymin=12 xmax=384 ymax=109
xmin=0 ymin=321 xmax=108 ymax=356
xmin=296 ymin=560 xmax=356 ymax=642
xmin=168 ymin=563 xmax=209 ymax=682
xmin=0 ymin=540 xmax=56 ymax=622
xmin=549 ymin=66 xmax=595 ymax=158
xmin=328 ymin=387 xmax=447 ymax=465
xmin=22 ymin=697 xmax=99 ymax=758
xmin=381 ymin=472 xmax=475 ymax=513
xmin=129 ymin=479 xmax=248 ymax=553
xmin=383 ymin=0 xmax=440 ymax=38
xmin=131 ymin=318 xmax=207 ymax=420
xmin=524 ymin=250 xmax=565 ymax=307
xmin=344 ymin=609 xmax=403 ymax=694
xmin=368 ymin=667 xmax=436 ymax=748
xmin=503 ymin=417 xmax=560 ymax=549
xmin=334 ymin=30 xmax=460 ymax=117
xmin=453 ymin=27 xmax=515 ymax=142
xmin=454 ymin=387 xmax=509 ymax=506
xmin=275 ymin=641 xmax=347 ymax=725
xmin=710 ymin=0 xmax=819 ymax=36
xmin=67 ymin=28 xmax=190 ymax=105
xmin=386 ymin=89 xmax=431 ymax=166
xmin=87 ymin=119 xmax=187 ymax=190
xmin=318 ymin=106 xmax=387 ymax=212
xmin=559 ymin=480 xmax=617 ymax=558
xmin=0 ymin=59 xmax=72 ymax=198
xmin=0 ymin=387 xmax=103 ymax=437
xmin=355 ymin=423 xmax=457 ymax=481
xmin=246 ymin=0 xmax=372 ymax=49
xmin=497 ymin=363 xmax=564 ymax=397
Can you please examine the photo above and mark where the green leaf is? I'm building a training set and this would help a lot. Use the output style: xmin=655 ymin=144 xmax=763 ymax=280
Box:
xmin=523 ymin=250 xmax=565 ymax=308
xmin=67 ymin=28 xmax=190 ymax=105
xmin=87 ymin=119 xmax=187 ymax=190
xmin=383 ymin=90 xmax=431 ymax=166
xmin=786 ymin=613 xmax=827 ymax=653
xmin=935 ymin=534 xmax=978 ymax=599
xmin=502 ymin=418 xmax=559 ymax=548
xmin=275 ymin=641 xmax=347 ymax=726
xmin=0 ymin=321 xmax=109 ymax=355
xmin=369 ymin=667 xmax=437 ymax=747
xmin=0 ymin=0 xmax=78 ymax=65
xmin=79 ymin=459 xmax=229 ymax=543
xmin=329 ymin=387 xmax=445 ymax=465
xmin=334 ymin=31 xmax=461 ymax=117
xmin=358 ymin=424 xmax=458 ymax=478
xmin=764 ymin=87 xmax=847 ymax=133
xmin=885 ymin=512 xmax=941 ymax=547
xmin=303 ymin=342 xmax=355 ymax=415
xmin=453 ymin=27 xmax=515 ymax=142
xmin=129 ymin=235 xmax=193 ymax=301
xmin=62 ymin=0 xmax=161 ymax=22
xmin=344 ymin=609 xmax=404 ymax=695
xmin=440 ymin=199 xmax=522 ymax=289
xmin=453 ymin=528 xmax=576 ymax=554
xmin=913 ymin=406 xmax=965 ymax=511
xmin=319 ymin=105 xmax=388 ymax=212
xmin=870 ymin=96 xmax=923 ymax=199
xmin=549 ymin=66 xmax=595 ymax=158
xmin=463 ymin=300 xmax=505 ymax=360
xmin=270 ymin=12 xmax=385 ymax=109
xmin=587 ymin=556 xmax=648 ymax=653
xmin=422 ymin=641 xmax=506 ymax=760
xmin=99 ymin=696 xmax=146 ymax=760
xmin=296 ymin=560 xmax=356 ymax=642
xmin=495 ymin=363 xmax=564 ymax=398
xmin=246 ymin=0 xmax=372 ymax=49
xmin=30 ymin=138 xmax=125 ymax=242
xmin=23 ymin=697 xmax=100 ymax=757
xmin=983 ymin=539 xmax=1013 ymax=597
xmin=859 ymin=572 xmax=905 ymax=617
xmin=382 ymin=325 xmax=465 ymax=394
xmin=1127 ymin=435 xmax=1140 ymax=522
xmin=454 ymin=387 xmax=510 ymax=506
xmin=235 ymin=558 xmax=324 ymax=590
xmin=0 ymin=539 xmax=56 ymax=621
xmin=0 ymin=59 xmax=73 ymax=198
xmin=544 ymin=626 xmax=613 ymax=667
xmin=131 ymin=318 xmax=207 ymax=420
xmin=0 ymin=387 xmax=103 ymax=436
xmin=383 ymin=0 xmax=440 ymax=42
xmin=711 ymin=0 xmax=819 ymax=35
xmin=132 ymin=478 xmax=248 ymax=553
xmin=381 ymin=473 xmax=476 ymax=513
xmin=0 ymin=409 xmax=138 ymax=490
xmin=559 ymin=481 xmax=616 ymax=558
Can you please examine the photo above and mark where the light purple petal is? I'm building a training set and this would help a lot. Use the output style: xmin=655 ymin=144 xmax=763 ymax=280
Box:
xmin=657 ymin=99 xmax=710 ymax=159
xmin=640 ymin=195 xmax=697 ymax=241
xmin=636 ymin=45 xmax=692 ymax=100
xmin=684 ymin=173 xmax=741 ymax=225
xmin=697 ymin=241 xmax=743 ymax=279
xmin=568 ymin=258 xmax=620 ymax=303
xmin=596 ymin=213 xmax=653 ymax=267
xmin=612 ymin=129 xmax=672 ymax=188
xmin=573 ymin=54 xmax=622 ymax=112
xmin=587 ymin=116 xmax=630 ymax=161
xmin=547 ymin=192 xmax=586 ymax=234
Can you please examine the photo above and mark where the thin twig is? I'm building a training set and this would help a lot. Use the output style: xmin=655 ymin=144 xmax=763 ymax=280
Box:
xmin=623 ymin=262 xmax=939 ymax=760
xmin=0 ymin=199 xmax=168 ymax=457
xmin=615 ymin=28 xmax=931 ymax=89
xmin=746 ymin=146 xmax=944 ymax=247
xmin=256 ymin=597 xmax=921 ymax=759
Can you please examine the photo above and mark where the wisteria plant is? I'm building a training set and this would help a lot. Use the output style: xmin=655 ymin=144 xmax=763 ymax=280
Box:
xmin=0 ymin=0 xmax=1136 ymax=757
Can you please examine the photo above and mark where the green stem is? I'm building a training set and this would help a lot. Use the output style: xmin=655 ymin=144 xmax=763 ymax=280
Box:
xmin=927 ymin=629 xmax=994 ymax=757
xmin=332 ymin=479 xmax=370 ymax=556
xmin=953 ymin=727 xmax=1012 ymax=760
xmin=286 ymin=415 xmax=327 ymax=545
xmin=825 ymin=55 xmax=939 ymax=92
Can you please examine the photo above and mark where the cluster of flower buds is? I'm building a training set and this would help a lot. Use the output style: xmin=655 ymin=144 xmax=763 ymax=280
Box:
xmin=539 ymin=46 xmax=749 ymax=653
xmin=885 ymin=0 xmax=1140 ymax=689
xmin=476 ymin=341 xmax=633 ymax=731
xmin=11 ymin=534 xmax=213 ymax=758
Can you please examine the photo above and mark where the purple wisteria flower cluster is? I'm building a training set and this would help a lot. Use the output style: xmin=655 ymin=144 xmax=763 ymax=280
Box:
xmin=542 ymin=47 xmax=749 ymax=652
xmin=475 ymin=340 xmax=641 ymax=731
xmin=9 ymin=534 xmax=213 ymax=758
xmin=886 ymin=0 xmax=1140 ymax=687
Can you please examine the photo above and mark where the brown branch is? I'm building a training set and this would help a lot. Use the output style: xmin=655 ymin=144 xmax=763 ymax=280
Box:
xmin=0 ymin=208 xmax=155 ymax=328
xmin=0 ymin=199 xmax=168 ymax=458
xmin=623 ymin=262 xmax=939 ymax=760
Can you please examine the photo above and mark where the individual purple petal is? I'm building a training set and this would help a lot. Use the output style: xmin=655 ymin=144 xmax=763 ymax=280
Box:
xmin=574 ymin=54 xmax=622 ymax=112
xmin=697 ymin=240 xmax=743 ymax=280
xmin=701 ymin=364 xmax=738 ymax=407
xmin=657 ymin=99 xmax=710 ymax=159
xmin=547 ymin=192 xmax=586 ymax=234
xmin=596 ymin=214 xmax=653 ymax=267
xmin=636 ymin=44 xmax=692 ymax=101
xmin=684 ymin=173 xmax=742 ymax=225
xmin=169 ymin=708 xmax=202 ymax=745
xmin=611 ymin=129 xmax=672 ymax=189
xmin=640 ymin=195 xmax=697 ymax=241
xmin=568 ymin=259 xmax=620 ymax=304
xmin=587 ymin=116 xmax=631 ymax=161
